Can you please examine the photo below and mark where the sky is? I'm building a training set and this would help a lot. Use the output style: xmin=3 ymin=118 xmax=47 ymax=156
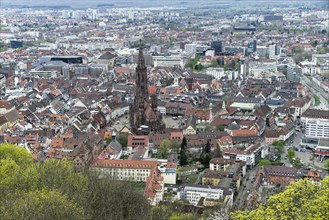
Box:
xmin=1 ymin=0 xmax=328 ymax=9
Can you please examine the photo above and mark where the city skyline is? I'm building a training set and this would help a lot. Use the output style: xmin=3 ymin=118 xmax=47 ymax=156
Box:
xmin=2 ymin=0 xmax=328 ymax=9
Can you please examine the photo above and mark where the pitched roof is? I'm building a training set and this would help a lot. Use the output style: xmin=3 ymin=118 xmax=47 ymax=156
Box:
xmin=231 ymin=129 xmax=258 ymax=137
xmin=263 ymin=165 xmax=297 ymax=177
xmin=98 ymin=51 xmax=117 ymax=60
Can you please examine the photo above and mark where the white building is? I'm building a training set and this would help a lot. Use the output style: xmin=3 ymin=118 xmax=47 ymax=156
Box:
xmin=248 ymin=63 xmax=277 ymax=79
xmin=301 ymin=109 xmax=329 ymax=139
xmin=269 ymin=44 xmax=277 ymax=60
xmin=185 ymin=44 xmax=197 ymax=55
xmin=206 ymin=67 xmax=225 ymax=80
xmin=176 ymin=184 xmax=233 ymax=207
xmin=153 ymin=56 xmax=183 ymax=68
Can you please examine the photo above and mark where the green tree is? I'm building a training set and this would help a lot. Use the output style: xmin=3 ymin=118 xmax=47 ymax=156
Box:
xmin=317 ymin=46 xmax=329 ymax=54
xmin=171 ymin=139 xmax=180 ymax=153
xmin=204 ymin=140 xmax=211 ymax=154
xmin=0 ymin=143 xmax=33 ymax=167
xmin=273 ymin=141 xmax=284 ymax=155
xmin=159 ymin=139 xmax=171 ymax=158
xmin=310 ymin=40 xmax=318 ymax=47
xmin=181 ymin=137 xmax=187 ymax=151
xmin=117 ymin=135 xmax=128 ymax=148
xmin=294 ymin=157 xmax=302 ymax=168
xmin=203 ymin=154 xmax=211 ymax=168
xmin=259 ymin=159 xmax=271 ymax=166
xmin=324 ymin=160 xmax=329 ymax=171
xmin=215 ymin=124 xmax=225 ymax=131
xmin=286 ymin=148 xmax=295 ymax=160
xmin=180 ymin=149 xmax=188 ymax=167
xmin=231 ymin=177 xmax=329 ymax=220
xmin=1 ymin=190 xmax=87 ymax=220
xmin=0 ymin=144 xmax=151 ymax=220
xmin=209 ymin=58 xmax=219 ymax=67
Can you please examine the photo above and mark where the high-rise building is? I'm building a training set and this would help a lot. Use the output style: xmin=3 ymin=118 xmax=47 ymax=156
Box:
xmin=287 ymin=65 xmax=302 ymax=83
xmin=129 ymin=47 xmax=165 ymax=134
xmin=269 ymin=44 xmax=277 ymax=59
xmin=247 ymin=40 xmax=257 ymax=55
xmin=211 ymin=41 xmax=224 ymax=55
xmin=211 ymin=32 xmax=224 ymax=55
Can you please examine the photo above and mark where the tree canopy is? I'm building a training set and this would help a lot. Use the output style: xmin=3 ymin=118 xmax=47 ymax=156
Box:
xmin=0 ymin=144 xmax=150 ymax=220
xmin=231 ymin=177 xmax=329 ymax=220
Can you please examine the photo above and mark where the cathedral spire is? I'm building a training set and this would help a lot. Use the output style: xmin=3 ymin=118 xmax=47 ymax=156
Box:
xmin=137 ymin=46 xmax=146 ymax=69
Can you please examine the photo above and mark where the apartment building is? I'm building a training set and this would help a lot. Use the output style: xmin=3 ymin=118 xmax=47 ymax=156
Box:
xmin=301 ymin=109 xmax=329 ymax=138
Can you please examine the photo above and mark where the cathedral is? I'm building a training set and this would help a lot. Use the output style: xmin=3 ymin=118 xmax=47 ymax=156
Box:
xmin=129 ymin=47 xmax=165 ymax=134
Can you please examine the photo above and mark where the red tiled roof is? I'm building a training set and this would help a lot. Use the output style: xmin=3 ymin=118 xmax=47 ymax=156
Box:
xmin=231 ymin=129 xmax=258 ymax=137
xmin=91 ymin=159 xmax=157 ymax=169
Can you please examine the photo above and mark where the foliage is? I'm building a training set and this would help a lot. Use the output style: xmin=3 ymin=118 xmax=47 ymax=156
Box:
xmin=314 ymin=95 xmax=321 ymax=106
xmin=117 ymin=134 xmax=128 ymax=148
xmin=310 ymin=40 xmax=318 ymax=47
xmin=0 ymin=144 xmax=150 ymax=220
xmin=185 ymin=55 xmax=201 ymax=69
xmin=171 ymin=139 xmax=180 ymax=153
xmin=272 ymin=141 xmax=284 ymax=155
xmin=180 ymin=149 xmax=188 ymax=167
xmin=215 ymin=124 xmax=225 ymax=131
xmin=1 ymin=190 xmax=87 ymax=220
xmin=317 ymin=46 xmax=329 ymax=54
xmin=159 ymin=139 xmax=171 ymax=158
xmin=150 ymin=203 xmax=200 ymax=220
xmin=204 ymin=140 xmax=211 ymax=154
xmin=231 ymin=177 xmax=329 ymax=220
xmin=181 ymin=137 xmax=187 ymax=150
xmin=324 ymin=160 xmax=329 ymax=170
xmin=286 ymin=148 xmax=296 ymax=160
xmin=259 ymin=159 xmax=271 ymax=166
xmin=203 ymin=154 xmax=211 ymax=168
xmin=293 ymin=157 xmax=302 ymax=168
xmin=209 ymin=58 xmax=219 ymax=67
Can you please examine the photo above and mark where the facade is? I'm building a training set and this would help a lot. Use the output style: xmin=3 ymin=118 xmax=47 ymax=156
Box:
xmin=261 ymin=165 xmax=298 ymax=186
xmin=211 ymin=40 xmax=224 ymax=55
xmin=269 ymin=44 xmax=277 ymax=59
xmin=206 ymin=67 xmax=225 ymax=80
xmin=185 ymin=44 xmax=197 ymax=55
xmin=91 ymin=159 xmax=177 ymax=205
xmin=301 ymin=109 xmax=329 ymax=139
xmin=176 ymin=184 xmax=232 ymax=207
xmin=129 ymin=47 xmax=165 ymax=134
xmin=287 ymin=65 xmax=302 ymax=83
xmin=153 ymin=56 xmax=183 ymax=68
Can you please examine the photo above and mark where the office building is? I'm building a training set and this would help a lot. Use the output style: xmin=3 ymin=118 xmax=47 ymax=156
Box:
xmin=10 ymin=40 xmax=23 ymax=49
xmin=287 ymin=65 xmax=302 ymax=83
xmin=301 ymin=109 xmax=329 ymax=139
xmin=247 ymin=40 xmax=257 ymax=54
xmin=211 ymin=41 xmax=224 ymax=55
xmin=269 ymin=44 xmax=277 ymax=59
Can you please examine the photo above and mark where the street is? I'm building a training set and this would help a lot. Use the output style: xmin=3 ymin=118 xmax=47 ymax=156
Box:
xmin=302 ymin=76 xmax=329 ymax=110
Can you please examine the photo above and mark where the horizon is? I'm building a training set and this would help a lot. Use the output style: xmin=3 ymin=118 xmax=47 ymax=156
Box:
xmin=1 ymin=0 xmax=328 ymax=9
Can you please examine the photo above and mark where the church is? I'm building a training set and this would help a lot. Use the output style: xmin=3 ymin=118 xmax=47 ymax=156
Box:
xmin=129 ymin=47 xmax=165 ymax=134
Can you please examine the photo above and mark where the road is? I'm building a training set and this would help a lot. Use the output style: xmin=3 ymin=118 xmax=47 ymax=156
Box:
xmin=233 ymin=167 xmax=258 ymax=210
xmin=302 ymin=76 xmax=329 ymax=110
